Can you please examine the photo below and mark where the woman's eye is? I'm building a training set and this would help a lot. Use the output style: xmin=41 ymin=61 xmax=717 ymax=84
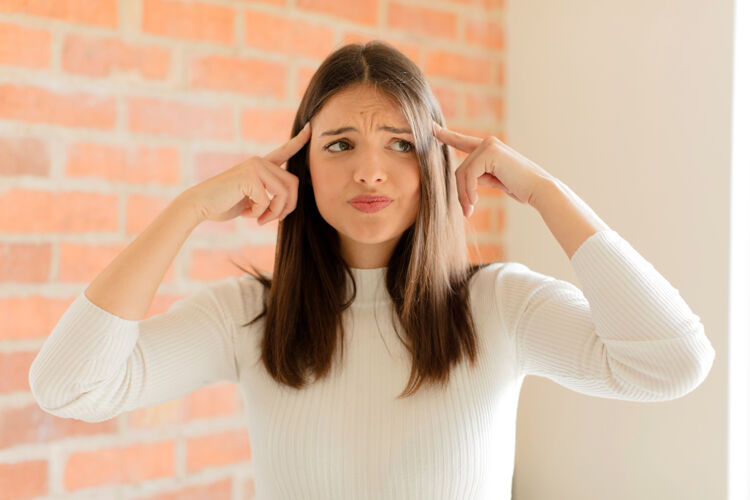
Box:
xmin=392 ymin=139 xmax=415 ymax=153
xmin=323 ymin=139 xmax=415 ymax=153
xmin=325 ymin=140 xmax=351 ymax=153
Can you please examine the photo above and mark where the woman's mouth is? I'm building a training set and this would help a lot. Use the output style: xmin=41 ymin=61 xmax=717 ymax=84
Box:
xmin=349 ymin=199 xmax=393 ymax=213
xmin=348 ymin=193 xmax=393 ymax=213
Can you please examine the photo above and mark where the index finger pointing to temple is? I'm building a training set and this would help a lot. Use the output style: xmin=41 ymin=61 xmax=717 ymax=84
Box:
xmin=434 ymin=123 xmax=482 ymax=154
xmin=263 ymin=121 xmax=312 ymax=167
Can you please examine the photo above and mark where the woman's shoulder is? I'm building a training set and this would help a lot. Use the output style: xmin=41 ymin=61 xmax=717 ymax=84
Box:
xmin=471 ymin=260 xmax=551 ymax=284
xmin=467 ymin=261 xmax=507 ymax=290
xmin=467 ymin=260 xmax=553 ymax=305
xmin=197 ymin=273 xmax=269 ymax=328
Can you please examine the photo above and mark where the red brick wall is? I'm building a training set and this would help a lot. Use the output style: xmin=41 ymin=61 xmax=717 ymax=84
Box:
xmin=0 ymin=1 xmax=506 ymax=498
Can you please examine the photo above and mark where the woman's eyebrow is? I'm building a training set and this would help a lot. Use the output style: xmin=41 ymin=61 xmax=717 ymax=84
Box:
xmin=320 ymin=125 xmax=413 ymax=136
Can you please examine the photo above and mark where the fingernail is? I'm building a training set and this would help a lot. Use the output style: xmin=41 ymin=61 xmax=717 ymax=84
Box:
xmin=468 ymin=204 xmax=474 ymax=216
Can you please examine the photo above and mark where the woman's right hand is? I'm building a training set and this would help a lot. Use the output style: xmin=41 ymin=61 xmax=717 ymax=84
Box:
xmin=181 ymin=122 xmax=311 ymax=225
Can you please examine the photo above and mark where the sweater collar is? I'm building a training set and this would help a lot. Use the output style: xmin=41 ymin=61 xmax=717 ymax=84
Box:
xmin=347 ymin=266 xmax=390 ymax=305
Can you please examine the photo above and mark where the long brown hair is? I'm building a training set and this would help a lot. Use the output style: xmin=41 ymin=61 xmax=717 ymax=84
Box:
xmin=234 ymin=40 xmax=490 ymax=399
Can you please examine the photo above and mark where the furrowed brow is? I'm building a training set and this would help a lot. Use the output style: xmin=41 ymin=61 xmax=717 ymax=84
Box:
xmin=320 ymin=125 xmax=413 ymax=136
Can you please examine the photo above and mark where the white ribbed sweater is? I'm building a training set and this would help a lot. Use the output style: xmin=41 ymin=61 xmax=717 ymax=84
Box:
xmin=28 ymin=230 xmax=716 ymax=499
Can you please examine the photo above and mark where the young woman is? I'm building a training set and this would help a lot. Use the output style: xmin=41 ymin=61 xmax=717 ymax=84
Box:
xmin=29 ymin=41 xmax=716 ymax=499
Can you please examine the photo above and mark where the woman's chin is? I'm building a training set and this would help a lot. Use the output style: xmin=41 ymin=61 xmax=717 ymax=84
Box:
xmin=338 ymin=224 xmax=399 ymax=245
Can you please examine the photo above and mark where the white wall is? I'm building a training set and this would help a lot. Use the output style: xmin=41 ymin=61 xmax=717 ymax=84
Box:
xmin=504 ymin=1 xmax=731 ymax=499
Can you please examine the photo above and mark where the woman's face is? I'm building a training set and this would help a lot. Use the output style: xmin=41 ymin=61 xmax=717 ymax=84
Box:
xmin=308 ymin=84 xmax=421 ymax=269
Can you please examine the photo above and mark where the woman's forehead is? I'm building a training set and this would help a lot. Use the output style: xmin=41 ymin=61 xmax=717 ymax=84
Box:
xmin=313 ymin=86 xmax=408 ymax=131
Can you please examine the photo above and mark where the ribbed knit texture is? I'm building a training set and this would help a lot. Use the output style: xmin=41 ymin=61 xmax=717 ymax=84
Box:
xmin=28 ymin=229 xmax=716 ymax=499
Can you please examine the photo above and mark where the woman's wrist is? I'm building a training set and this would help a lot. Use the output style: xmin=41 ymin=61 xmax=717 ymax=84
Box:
xmin=173 ymin=189 xmax=206 ymax=228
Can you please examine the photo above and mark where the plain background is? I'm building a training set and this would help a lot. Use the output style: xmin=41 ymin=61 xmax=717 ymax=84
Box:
xmin=505 ymin=1 xmax=730 ymax=498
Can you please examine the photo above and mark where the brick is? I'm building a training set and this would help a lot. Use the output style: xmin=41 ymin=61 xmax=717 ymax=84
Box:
xmin=127 ymin=96 xmax=233 ymax=140
xmin=0 ymin=460 xmax=47 ymax=500
xmin=0 ymin=295 xmax=74 ymax=340
xmin=466 ymin=93 xmax=504 ymax=122
xmin=493 ymin=59 xmax=505 ymax=85
xmin=241 ymin=107 xmax=296 ymax=145
xmin=190 ymin=244 xmax=276 ymax=279
xmin=430 ymin=85 xmax=459 ymax=120
xmin=240 ymin=475 xmax=256 ymax=500
xmin=478 ymin=183 xmax=501 ymax=199
xmin=0 ymin=22 xmax=50 ymax=68
xmin=466 ymin=204 xmax=491 ymax=232
xmin=132 ymin=478 xmax=233 ymax=500
xmin=128 ymin=399 xmax=183 ymax=429
xmin=296 ymin=0 xmax=378 ymax=26
xmin=190 ymin=248 xmax=250 ymax=281
xmin=387 ymin=3 xmax=457 ymax=40
xmin=0 ymin=84 xmax=116 ymax=129
xmin=59 ymin=242 xmax=121 ymax=282
xmin=0 ymin=242 xmax=50 ymax=282
xmin=0 ymin=136 xmax=49 ymax=176
xmin=0 ymin=189 xmax=118 ymax=233
xmin=194 ymin=151 xmax=252 ymax=183
xmin=0 ymin=404 xmax=117 ymax=448
xmin=244 ymin=11 xmax=335 ymax=60
xmin=65 ymin=142 xmax=180 ymax=185
xmin=465 ymin=17 xmax=505 ymax=49
xmin=125 ymin=193 xmax=179 ymax=235
xmin=467 ymin=241 xmax=504 ymax=264
xmin=424 ymin=50 xmax=492 ymax=84
xmin=58 ymin=241 xmax=177 ymax=283
xmin=186 ymin=429 xmax=250 ymax=472
xmin=496 ymin=206 xmax=506 ymax=231
xmin=65 ymin=441 xmax=175 ymax=490
xmin=142 ymin=0 xmax=235 ymax=45
xmin=0 ymin=0 xmax=117 ymax=28
xmin=294 ymin=64 xmax=318 ymax=101
xmin=444 ymin=0 xmax=504 ymax=9
xmin=62 ymin=34 xmax=170 ymax=79
xmin=0 ymin=352 xmax=37 ymax=393
xmin=190 ymin=54 xmax=286 ymax=98
xmin=186 ymin=383 xmax=238 ymax=420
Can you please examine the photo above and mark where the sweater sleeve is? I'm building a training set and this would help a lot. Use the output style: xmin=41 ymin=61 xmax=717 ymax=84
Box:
xmin=494 ymin=229 xmax=716 ymax=402
xmin=28 ymin=277 xmax=242 ymax=422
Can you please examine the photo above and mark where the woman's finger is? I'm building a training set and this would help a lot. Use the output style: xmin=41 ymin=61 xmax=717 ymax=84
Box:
xmin=259 ymin=160 xmax=298 ymax=220
xmin=263 ymin=121 xmax=312 ymax=168
xmin=465 ymin=161 xmax=480 ymax=205
xmin=433 ymin=122 xmax=482 ymax=154
xmin=453 ymin=141 xmax=488 ymax=216
xmin=253 ymin=166 xmax=289 ymax=225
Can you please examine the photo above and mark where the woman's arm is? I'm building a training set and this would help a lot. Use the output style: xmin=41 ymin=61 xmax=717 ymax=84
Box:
xmin=493 ymin=231 xmax=716 ymax=401
xmin=529 ymin=176 xmax=612 ymax=260
xmin=85 ymin=194 xmax=202 ymax=321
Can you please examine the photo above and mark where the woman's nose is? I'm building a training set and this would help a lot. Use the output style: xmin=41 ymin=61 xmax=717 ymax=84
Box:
xmin=353 ymin=148 xmax=387 ymax=184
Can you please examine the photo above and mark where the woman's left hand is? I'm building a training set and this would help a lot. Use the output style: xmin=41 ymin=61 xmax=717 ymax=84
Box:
xmin=433 ymin=122 xmax=557 ymax=217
